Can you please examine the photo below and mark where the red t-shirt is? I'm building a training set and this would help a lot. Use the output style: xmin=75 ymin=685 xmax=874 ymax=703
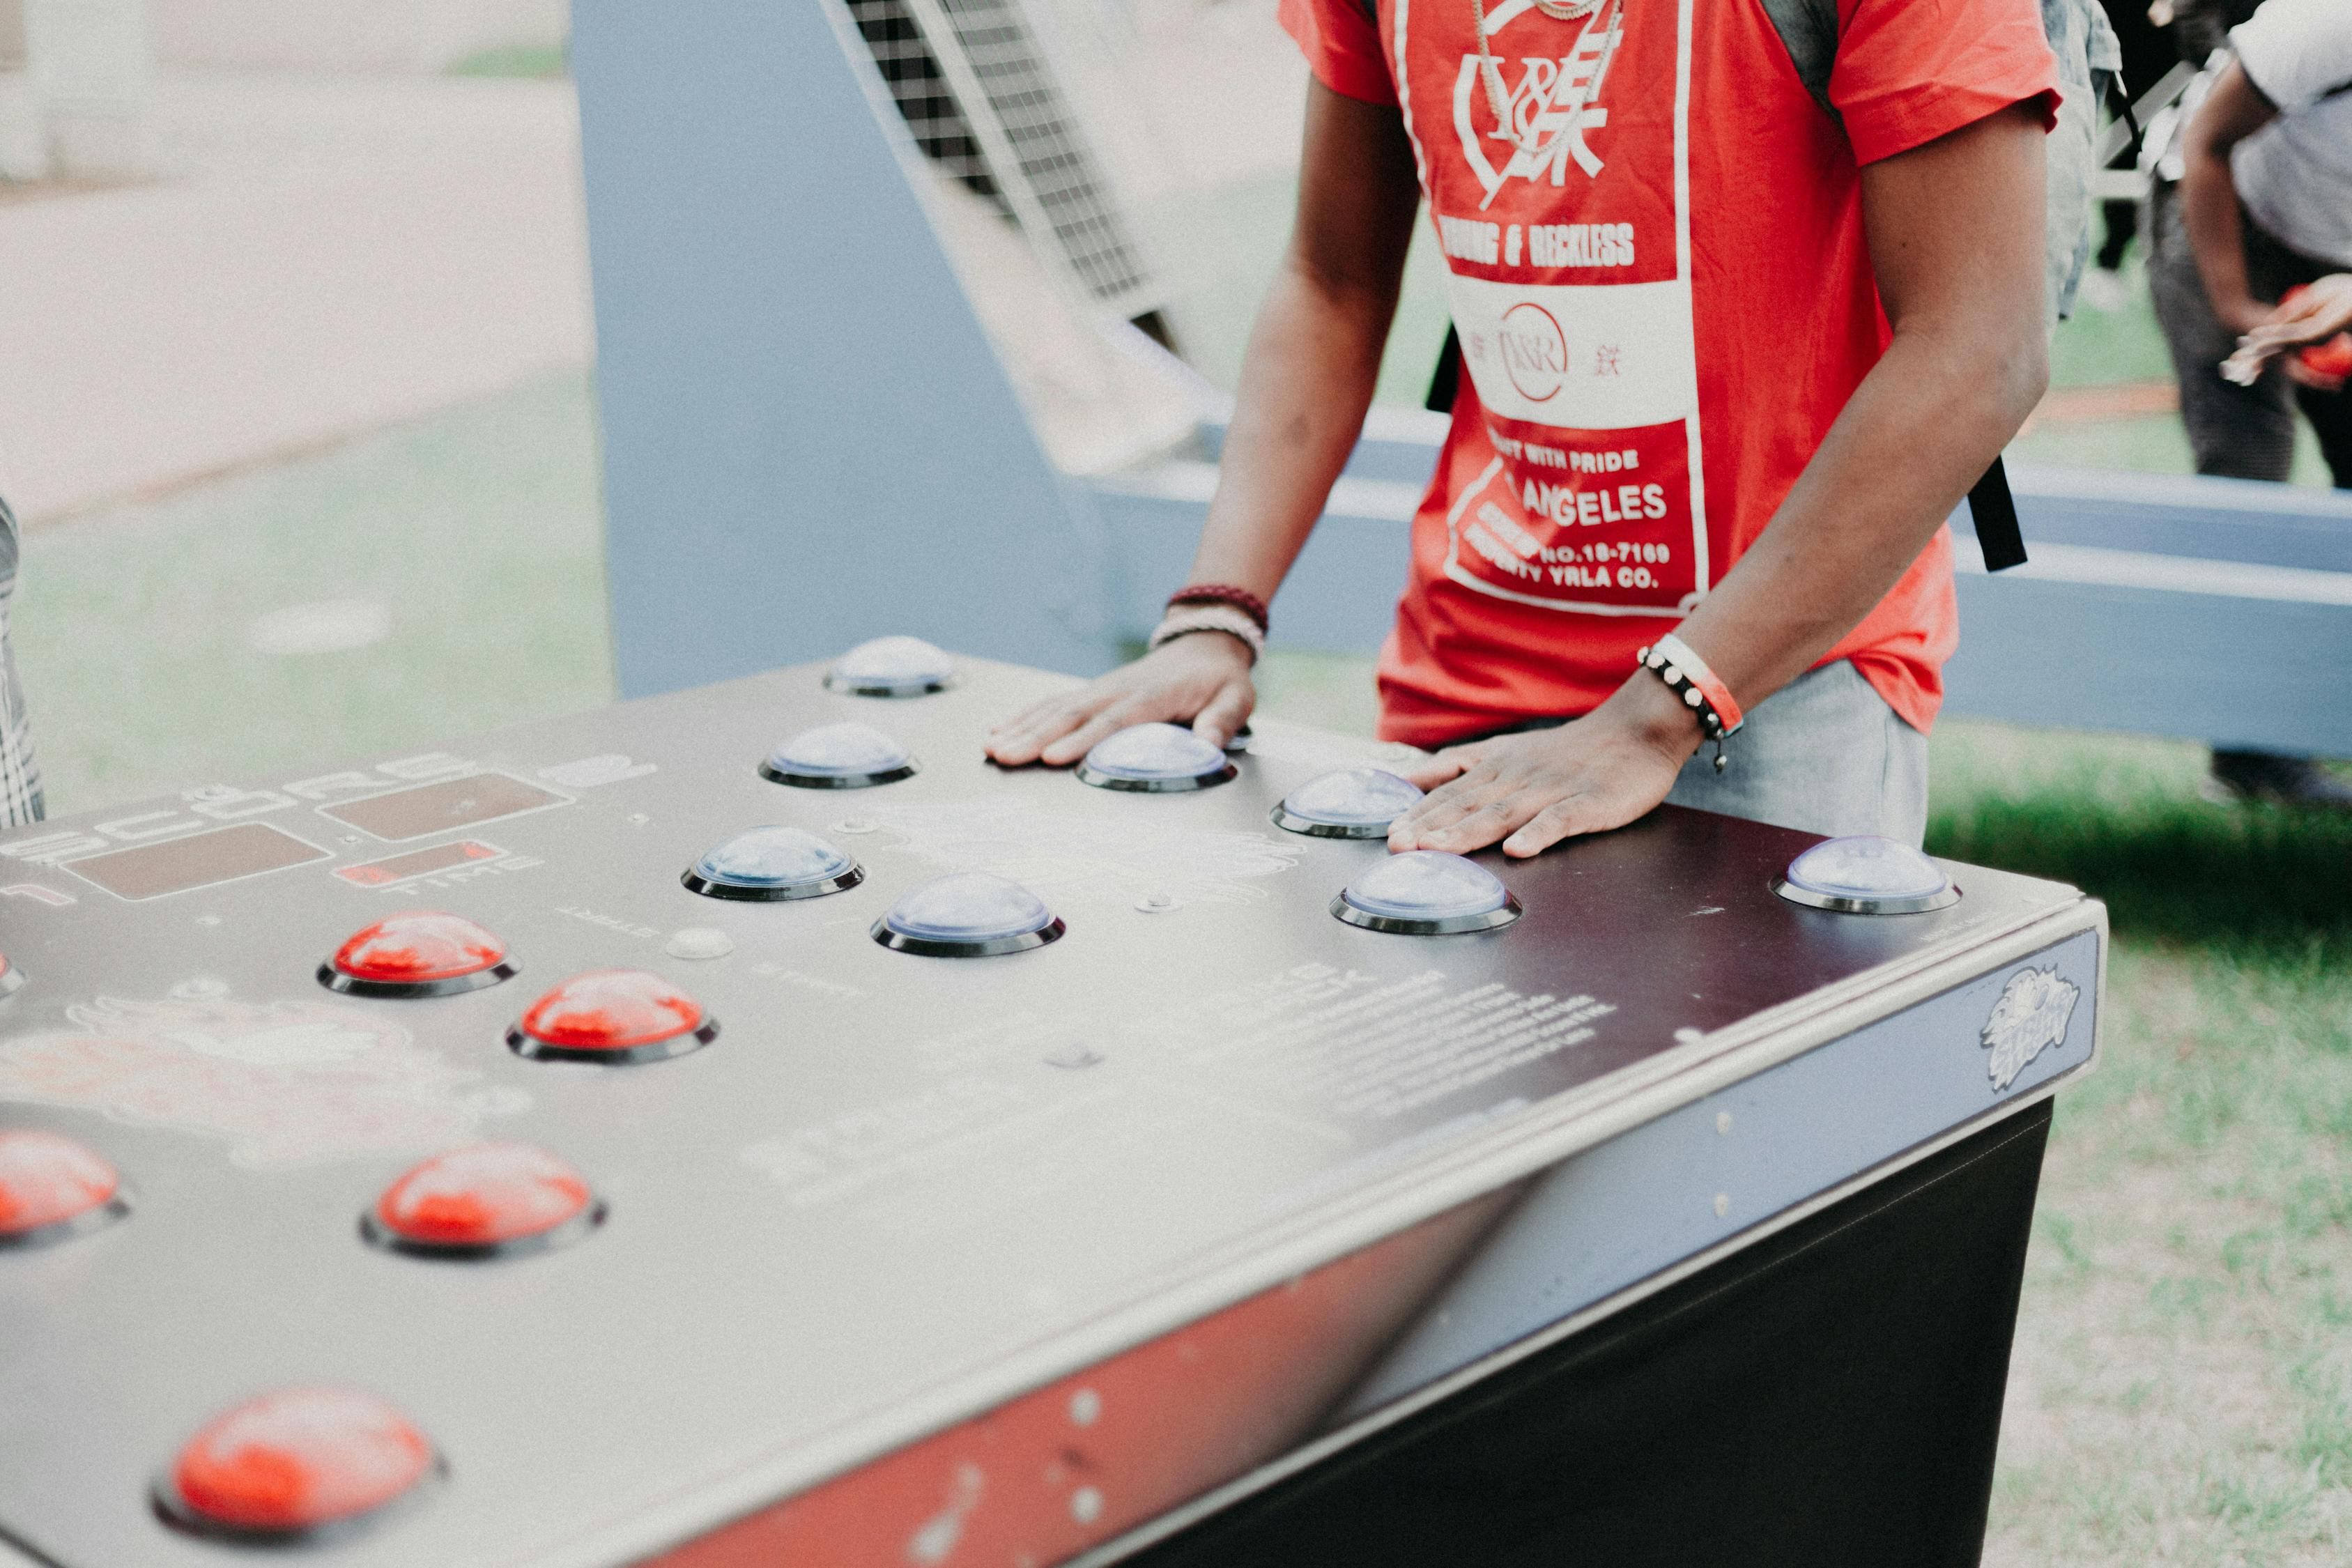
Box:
xmin=1278 ymin=0 xmax=2059 ymax=746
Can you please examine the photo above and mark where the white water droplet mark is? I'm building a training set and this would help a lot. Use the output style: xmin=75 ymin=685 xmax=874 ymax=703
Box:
xmin=665 ymin=928 xmax=734 ymax=961
xmin=1070 ymin=1486 xmax=1103 ymax=1524
xmin=625 ymin=813 xmax=650 ymax=827
xmin=1673 ymin=1027 xmax=1703 ymax=1045
xmin=1712 ymin=1192 xmax=1730 ymax=1218
xmin=1135 ymin=891 xmax=1179 ymax=914
xmin=1068 ymin=1388 xmax=1101 ymax=1427
xmin=246 ymin=599 xmax=392 ymax=656
xmin=1715 ymin=1110 xmax=1732 ymax=1136
xmin=906 ymin=1463 xmax=985 ymax=1565
xmin=834 ymin=818 xmax=879 ymax=836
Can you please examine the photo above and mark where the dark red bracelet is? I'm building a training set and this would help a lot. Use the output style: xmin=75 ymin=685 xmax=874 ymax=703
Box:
xmin=1167 ymin=583 xmax=1269 ymax=633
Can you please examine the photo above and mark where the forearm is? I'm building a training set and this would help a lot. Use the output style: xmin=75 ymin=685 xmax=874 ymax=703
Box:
xmin=1183 ymin=256 xmax=1399 ymax=598
xmin=2181 ymin=61 xmax=2279 ymax=336
xmin=1677 ymin=318 xmax=2045 ymax=707
xmin=2182 ymin=144 xmax=2260 ymax=332
xmin=1176 ymin=79 xmax=1420 ymax=606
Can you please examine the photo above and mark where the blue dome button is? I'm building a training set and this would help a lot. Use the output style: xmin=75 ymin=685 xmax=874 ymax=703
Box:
xmin=824 ymin=636 xmax=955 ymax=697
xmin=1273 ymin=767 xmax=1424 ymax=838
xmin=684 ymin=827 xmax=864 ymax=902
xmin=873 ymin=873 xmax=1065 ymax=957
xmin=1332 ymin=851 xmax=1522 ymax=935
xmin=760 ymin=722 xmax=918 ymax=790
xmin=1076 ymin=723 xmax=1238 ymax=793
xmin=1774 ymin=836 xmax=1958 ymax=914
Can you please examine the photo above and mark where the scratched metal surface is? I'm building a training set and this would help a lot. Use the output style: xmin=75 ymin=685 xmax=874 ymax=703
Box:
xmin=0 ymin=658 xmax=2089 ymax=1567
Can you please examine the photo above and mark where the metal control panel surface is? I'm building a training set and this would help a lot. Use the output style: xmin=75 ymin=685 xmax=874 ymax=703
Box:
xmin=0 ymin=659 xmax=2100 ymax=1567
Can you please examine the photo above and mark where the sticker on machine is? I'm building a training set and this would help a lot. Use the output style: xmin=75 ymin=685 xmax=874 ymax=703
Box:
xmin=1981 ymin=966 xmax=2080 ymax=1093
xmin=0 ymin=987 xmax=530 ymax=1167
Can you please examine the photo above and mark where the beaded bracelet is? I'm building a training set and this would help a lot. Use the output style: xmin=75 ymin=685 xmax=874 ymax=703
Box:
xmin=1166 ymin=583 xmax=1270 ymax=634
xmin=1635 ymin=633 xmax=1744 ymax=774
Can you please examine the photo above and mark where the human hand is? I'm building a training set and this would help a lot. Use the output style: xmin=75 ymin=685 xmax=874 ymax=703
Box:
xmin=2230 ymin=277 xmax=2352 ymax=392
xmin=985 ymin=633 xmax=1256 ymax=767
xmin=1385 ymin=680 xmax=1700 ymax=859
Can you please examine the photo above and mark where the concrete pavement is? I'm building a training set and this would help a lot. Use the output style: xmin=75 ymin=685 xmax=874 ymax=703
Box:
xmin=0 ymin=70 xmax=591 ymax=524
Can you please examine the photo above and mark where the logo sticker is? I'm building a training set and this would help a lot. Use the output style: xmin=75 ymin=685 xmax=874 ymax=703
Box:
xmin=1980 ymin=967 xmax=2080 ymax=1093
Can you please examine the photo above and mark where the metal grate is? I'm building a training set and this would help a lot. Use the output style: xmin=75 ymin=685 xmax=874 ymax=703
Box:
xmin=845 ymin=0 xmax=1162 ymax=318
xmin=844 ymin=0 xmax=1007 ymax=212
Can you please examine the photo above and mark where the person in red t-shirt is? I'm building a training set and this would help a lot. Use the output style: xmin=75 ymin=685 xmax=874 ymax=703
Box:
xmin=989 ymin=0 xmax=2061 ymax=854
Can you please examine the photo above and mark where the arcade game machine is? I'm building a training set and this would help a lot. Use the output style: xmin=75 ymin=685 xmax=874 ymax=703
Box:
xmin=0 ymin=639 xmax=2100 ymax=1566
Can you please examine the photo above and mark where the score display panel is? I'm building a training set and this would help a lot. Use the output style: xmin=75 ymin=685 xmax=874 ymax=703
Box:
xmin=0 ymin=656 xmax=2104 ymax=1568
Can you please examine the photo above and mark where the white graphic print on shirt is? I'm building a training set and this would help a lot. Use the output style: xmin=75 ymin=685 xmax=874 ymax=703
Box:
xmin=1397 ymin=0 xmax=1707 ymax=615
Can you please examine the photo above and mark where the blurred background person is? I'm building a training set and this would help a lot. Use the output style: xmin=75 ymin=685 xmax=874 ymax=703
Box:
xmin=2146 ymin=0 xmax=2351 ymax=808
xmin=2079 ymin=0 xmax=2182 ymax=307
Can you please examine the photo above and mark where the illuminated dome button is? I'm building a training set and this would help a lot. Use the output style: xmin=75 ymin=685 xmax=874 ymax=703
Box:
xmin=157 ymin=1387 xmax=437 ymax=1542
xmin=824 ymin=635 xmax=955 ymax=697
xmin=0 ymin=1129 xmax=130 ymax=1250
xmin=873 ymin=873 xmax=1065 ymax=957
xmin=362 ymin=1142 xmax=603 ymax=1260
xmin=319 ymin=912 xmax=515 ymax=999
xmin=759 ymin=722 xmax=918 ymax=790
xmin=684 ymin=826 xmax=863 ymax=901
xmin=507 ymin=970 xmax=718 ymax=1065
xmin=1332 ymin=852 xmax=1523 ymax=935
xmin=1273 ymin=767 xmax=1425 ymax=838
xmin=1773 ymin=836 xmax=1959 ymax=914
xmin=1076 ymin=723 xmax=1238 ymax=793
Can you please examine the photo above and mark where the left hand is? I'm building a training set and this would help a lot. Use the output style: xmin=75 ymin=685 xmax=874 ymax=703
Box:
xmin=1387 ymin=679 xmax=1701 ymax=858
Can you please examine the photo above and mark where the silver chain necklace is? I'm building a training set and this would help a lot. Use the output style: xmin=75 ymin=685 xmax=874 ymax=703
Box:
xmin=1470 ymin=0 xmax=1622 ymax=165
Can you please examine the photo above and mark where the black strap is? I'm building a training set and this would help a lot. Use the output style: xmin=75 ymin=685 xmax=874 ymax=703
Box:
xmin=1967 ymin=456 xmax=2029 ymax=571
xmin=1427 ymin=322 xmax=1462 ymax=413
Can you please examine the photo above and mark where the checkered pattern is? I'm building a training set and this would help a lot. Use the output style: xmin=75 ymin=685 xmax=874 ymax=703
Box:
xmin=0 ymin=494 xmax=44 ymax=827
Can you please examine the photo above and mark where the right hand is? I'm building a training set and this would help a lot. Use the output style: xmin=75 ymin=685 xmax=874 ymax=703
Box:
xmin=2241 ymin=277 xmax=2352 ymax=392
xmin=985 ymin=633 xmax=1256 ymax=767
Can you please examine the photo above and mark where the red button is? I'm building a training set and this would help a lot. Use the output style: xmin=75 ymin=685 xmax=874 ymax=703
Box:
xmin=507 ymin=969 xmax=716 ymax=1064
xmin=162 ymin=1387 xmax=436 ymax=1539
xmin=0 ymin=1129 xmax=125 ymax=1247
xmin=365 ymin=1142 xmax=601 ymax=1257
xmin=0 ymin=950 xmax=20 ymax=995
xmin=321 ymin=912 xmax=514 ymax=999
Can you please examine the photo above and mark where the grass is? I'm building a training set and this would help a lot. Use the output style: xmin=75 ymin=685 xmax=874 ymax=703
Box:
xmin=13 ymin=247 xmax=2347 ymax=1566
xmin=14 ymin=371 xmax=612 ymax=810
xmin=1923 ymin=718 xmax=2352 ymax=1565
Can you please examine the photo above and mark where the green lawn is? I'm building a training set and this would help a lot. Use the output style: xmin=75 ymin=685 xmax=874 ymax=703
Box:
xmin=13 ymin=259 xmax=2349 ymax=1563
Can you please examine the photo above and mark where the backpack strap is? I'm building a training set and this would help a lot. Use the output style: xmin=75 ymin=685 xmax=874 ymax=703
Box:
xmin=1967 ymin=456 xmax=2029 ymax=571
xmin=1758 ymin=0 xmax=1842 ymax=121
xmin=1427 ymin=323 xmax=1463 ymax=413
